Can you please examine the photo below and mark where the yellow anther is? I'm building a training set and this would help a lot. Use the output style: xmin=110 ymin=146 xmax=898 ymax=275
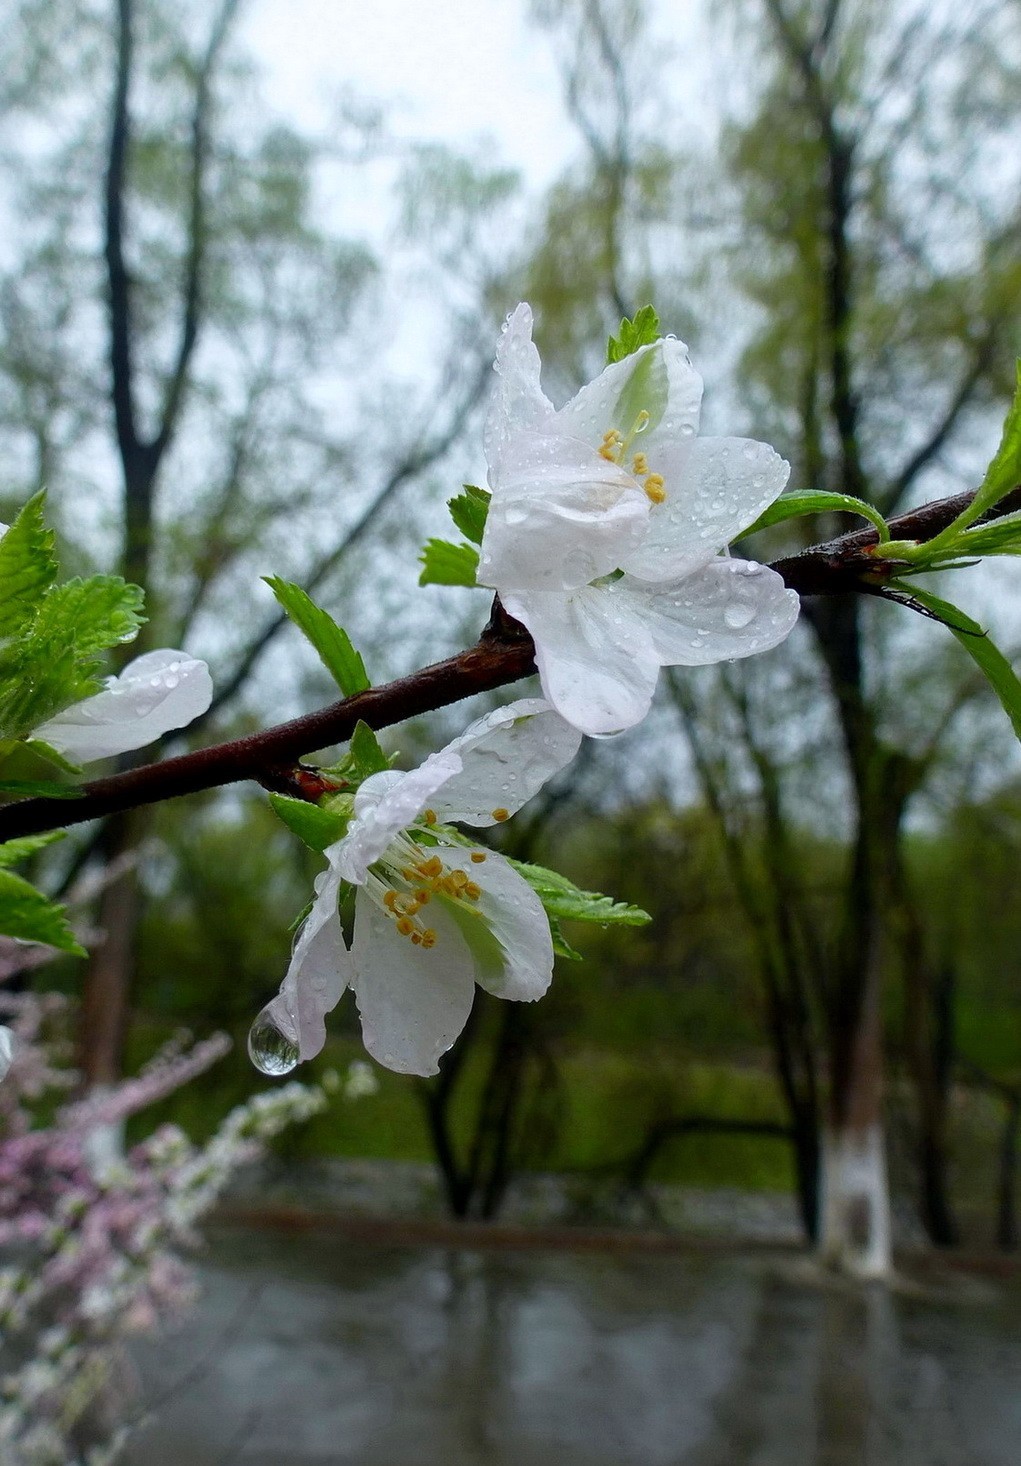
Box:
xmin=383 ymin=891 xmax=398 ymax=911
xmin=422 ymin=809 xmax=437 ymax=825
xmin=411 ymin=931 xmax=422 ymax=945
xmin=601 ymin=428 xmax=622 ymax=444
xmin=403 ymin=899 xmax=422 ymax=917
xmin=396 ymin=916 xmax=415 ymax=936
xmin=491 ymin=807 xmax=510 ymax=822
xmin=470 ymin=851 xmax=487 ymax=864
xmin=417 ymin=855 xmax=443 ymax=879
xmin=644 ymin=474 xmax=666 ymax=504
xmin=421 ymin=929 xmax=437 ymax=949
xmin=598 ymin=445 xmax=619 ymax=461
xmin=464 ymin=880 xmax=482 ymax=901
xmin=632 ymin=452 xmax=649 ymax=475
xmin=414 ymin=889 xmax=431 ymax=904
xmin=449 ymin=870 xmax=469 ymax=890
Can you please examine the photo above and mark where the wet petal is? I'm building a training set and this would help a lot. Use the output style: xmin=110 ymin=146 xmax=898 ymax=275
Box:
xmin=335 ymin=752 xmax=463 ymax=882
xmin=35 ymin=649 xmax=213 ymax=764
xmin=615 ymin=559 xmax=800 ymax=667
xmin=483 ymin=303 xmax=556 ymax=477
xmin=623 ymin=437 xmax=790 ymax=582
xmin=266 ymin=865 xmax=351 ymax=1062
xmin=502 ymin=586 xmax=659 ymax=737
xmin=480 ymin=431 xmax=649 ymax=592
xmin=439 ymin=845 xmax=553 ymax=1001
xmin=432 ymin=699 xmax=581 ymax=827
xmin=350 ymin=890 xmax=476 ymax=1076
xmin=555 ymin=337 xmax=703 ymax=451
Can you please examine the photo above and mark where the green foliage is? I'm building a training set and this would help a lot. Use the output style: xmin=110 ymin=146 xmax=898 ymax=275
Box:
xmin=606 ymin=305 xmax=661 ymax=363
xmin=902 ymin=584 xmax=1021 ymax=743
xmin=509 ymin=857 xmax=651 ymax=928
xmin=447 ymin=485 xmax=491 ymax=546
xmin=0 ymin=830 xmax=83 ymax=954
xmin=964 ymin=360 xmax=1021 ymax=523
xmin=0 ymin=496 xmax=147 ymax=748
xmin=349 ymin=720 xmax=389 ymax=778
xmin=268 ymin=793 xmax=350 ymax=852
xmin=740 ymin=490 xmax=890 ymax=540
xmin=418 ymin=538 xmax=481 ymax=588
xmin=264 ymin=578 xmax=370 ymax=697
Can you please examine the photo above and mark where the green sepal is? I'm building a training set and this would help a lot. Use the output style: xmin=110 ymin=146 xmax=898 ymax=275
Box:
xmin=899 ymin=582 xmax=1021 ymax=743
xmin=268 ymin=793 xmax=350 ymax=852
xmin=607 ymin=305 xmax=661 ymax=364
xmin=349 ymin=720 xmax=389 ymax=778
xmin=418 ymin=539 xmax=481 ymax=588
xmin=264 ymin=577 xmax=370 ymax=696
xmin=507 ymin=858 xmax=651 ymax=927
xmin=19 ymin=740 xmax=85 ymax=775
xmin=0 ymin=866 xmax=85 ymax=955
xmin=448 ymin=485 xmax=491 ymax=546
xmin=740 ymin=490 xmax=890 ymax=541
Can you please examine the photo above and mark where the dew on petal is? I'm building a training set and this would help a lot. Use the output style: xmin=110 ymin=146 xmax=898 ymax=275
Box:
xmin=247 ymin=1006 xmax=299 ymax=1076
xmin=724 ymin=602 xmax=756 ymax=629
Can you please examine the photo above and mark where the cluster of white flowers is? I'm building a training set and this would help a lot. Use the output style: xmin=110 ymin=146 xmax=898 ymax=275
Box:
xmin=256 ymin=305 xmax=798 ymax=1080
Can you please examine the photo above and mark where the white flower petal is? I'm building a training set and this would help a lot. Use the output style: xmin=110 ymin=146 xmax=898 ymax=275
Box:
xmin=615 ymin=559 xmax=800 ymax=667
xmin=483 ymin=303 xmax=556 ymax=477
xmin=350 ymin=890 xmax=476 ymax=1075
xmin=623 ymin=437 xmax=790 ymax=582
xmin=438 ymin=845 xmax=553 ymax=1001
xmin=268 ymin=865 xmax=351 ymax=1062
xmin=503 ymin=586 xmax=659 ymax=737
xmin=0 ymin=1025 xmax=14 ymax=1083
xmin=35 ymin=649 xmax=213 ymax=764
xmin=480 ymin=431 xmax=649 ymax=592
xmin=555 ymin=337 xmax=703 ymax=450
xmin=336 ymin=751 xmax=463 ymax=882
xmin=432 ymin=699 xmax=581 ymax=827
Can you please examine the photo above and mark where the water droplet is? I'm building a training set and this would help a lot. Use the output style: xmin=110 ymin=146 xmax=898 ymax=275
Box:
xmin=505 ymin=506 xmax=527 ymax=526
xmin=680 ymin=423 xmax=695 ymax=438
xmin=724 ymin=603 xmax=755 ymax=630
xmin=247 ymin=1006 xmax=299 ymax=1076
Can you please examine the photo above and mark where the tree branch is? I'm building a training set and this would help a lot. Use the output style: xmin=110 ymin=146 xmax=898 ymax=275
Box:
xmin=105 ymin=0 xmax=139 ymax=470
xmin=1 ymin=483 xmax=1019 ymax=842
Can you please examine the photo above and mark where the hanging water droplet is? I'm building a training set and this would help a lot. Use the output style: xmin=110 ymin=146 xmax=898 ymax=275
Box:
xmin=247 ymin=1006 xmax=299 ymax=1076
xmin=0 ymin=1025 xmax=14 ymax=1083
xmin=724 ymin=602 xmax=755 ymax=630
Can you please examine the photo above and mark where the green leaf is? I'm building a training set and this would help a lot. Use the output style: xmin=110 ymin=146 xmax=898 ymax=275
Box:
xmin=548 ymin=915 xmax=582 ymax=962
xmin=0 ymin=493 xmax=58 ymax=639
xmin=264 ymin=578 xmax=370 ymax=696
xmin=0 ymin=867 xmax=85 ymax=954
xmin=0 ymin=779 xmax=83 ymax=799
xmin=970 ymin=360 xmax=1021 ymax=521
xmin=0 ymin=831 xmax=66 ymax=868
xmin=448 ymin=485 xmax=491 ymax=546
xmin=606 ymin=305 xmax=661 ymax=364
xmin=739 ymin=490 xmax=890 ymax=541
xmin=955 ymin=510 xmax=1021 ymax=558
xmin=902 ymin=583 xmax=1021 ymax=742
xmin=32 ymin=576 xmax=145 ymax=658
xmin=349 ymin=720 xmax=389 ymax=778
xmin=508 ymin=858 xmax=652 ymax=926
xmin=268 ymin=793 xmax=350 ymax=852
xmin=418 ymin=539 xmax=481 ymax=588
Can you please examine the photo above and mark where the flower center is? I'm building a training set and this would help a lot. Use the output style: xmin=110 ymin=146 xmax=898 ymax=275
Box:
xmin=597 ymin=410 xmax=666 ymax=503
xmin=365 ymin=828 xmax=483 ymax=948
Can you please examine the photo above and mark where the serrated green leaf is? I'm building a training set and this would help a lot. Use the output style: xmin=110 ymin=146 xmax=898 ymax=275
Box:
xmin=606 ymin=305 xmax=661 ymax=364
xmin=0 ymin=779 xmax=83 ymax=799
xmin=0 ymin=493 xmax=57 ymax=639
xmin=739 ymin=490 xmax=890 ymax=541
xmin=350 ymin=720 xmax=389 ymax=778
xmin=32 ymin=576 xmax=145 ymax=658
xmin=508 ymin=858 xmax=651 ymax=926
xmin=418 ymin=539 xmax=481 ymax=588
xmin=448 ymin=485 xmax=491 ymax=546
xmin=0 ymin=868 xmax=84 ymax=954
xmin=0 ymin=831 xmax=67 ymax=868
xmin=548 ymin=915 xmax=582 ymax=962
xmin=903 ymin=583 xmax=1021 ymax=742
xmin=268 ymin=793 xmax=350 ymax=852
xmin=264 ymin=577 xmax=370 ymax=696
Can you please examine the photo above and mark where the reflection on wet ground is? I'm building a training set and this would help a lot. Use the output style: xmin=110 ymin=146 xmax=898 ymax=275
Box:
xmin=124 ymin=1228 xmax=1021 ymax=1466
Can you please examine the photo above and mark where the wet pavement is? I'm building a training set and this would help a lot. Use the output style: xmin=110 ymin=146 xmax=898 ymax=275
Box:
xmin=123 ymin=1227 xmax=1021 ymax=1466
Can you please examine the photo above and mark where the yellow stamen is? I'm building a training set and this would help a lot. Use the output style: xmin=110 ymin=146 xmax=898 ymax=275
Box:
xmin=464 ymin=880 xmax=482 ymax=901
xmin=470 ymin=851 xmax=486 ymax=864
xmin=422 ymin=809 xmax=437 ymax=825
xmin=598 ymin=445 xmax=618 ymax=461
xmin=449 ymin=870 xmax=469 ymax=890
xmin=491 ymin=807 xmax=509 ymax=822
xmin=414 ymin=889 xmax=431 ymax=904
xmin=396 ymin=916 xmax=415 ymax=936
xmin=421 ymin=930 xmax=437 ymax=949
xmin=417 ymin=855 xmax=443 ymax=879
xmin=411 ymin=932 xmax=422 ymax=945
xmin=644 ymin=474 xmax=666 ymax=504
xmin=383 ymin=891 xmax=398 ymax=911
xmin=632 ymin=452 xmax=648 ymax=475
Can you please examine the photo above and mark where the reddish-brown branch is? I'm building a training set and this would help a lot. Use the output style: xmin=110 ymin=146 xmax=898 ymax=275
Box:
xmin=1 ymin=484 xmax=1018 ymax=843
